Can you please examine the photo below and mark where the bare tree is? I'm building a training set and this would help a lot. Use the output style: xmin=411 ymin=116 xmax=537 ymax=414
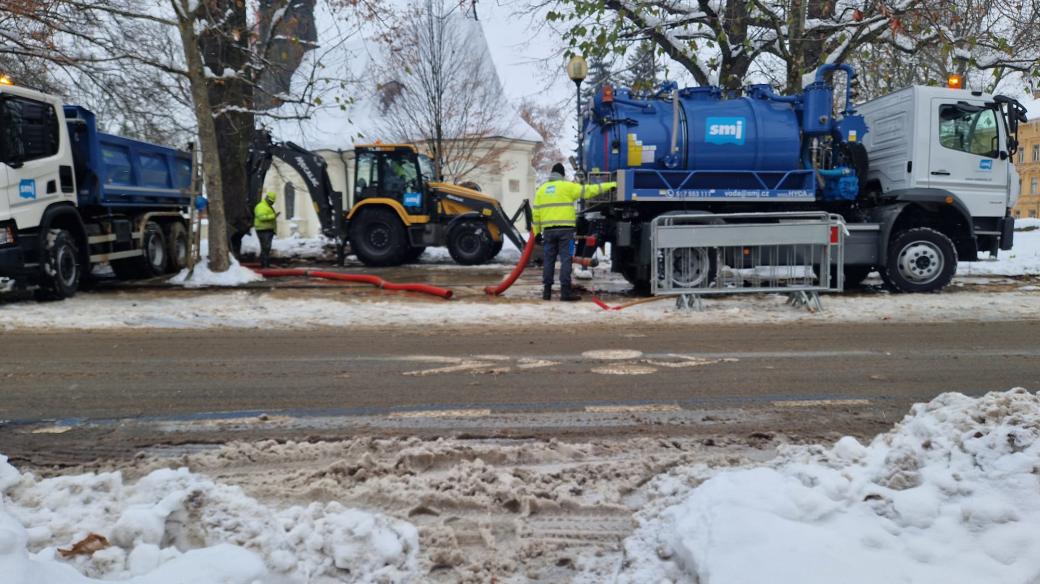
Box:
xmin=374 ymin=0 xmax=513 ymax=183
xmin=518 ymin=99 xmax=566 ymax=178
xmin=0 ymin=0 xmax=368 ymax=270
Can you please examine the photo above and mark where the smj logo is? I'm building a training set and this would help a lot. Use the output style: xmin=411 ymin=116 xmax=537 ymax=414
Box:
xmin=979 ymin=159 xmax=993 ymax=171
xmin=18 ymin=179 xmax=36 ymax=200
xmin=705 ymin=117 xmax=746 ymax=145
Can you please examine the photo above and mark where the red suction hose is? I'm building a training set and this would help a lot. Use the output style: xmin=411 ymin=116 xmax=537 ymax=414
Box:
xmin=485 ymin=232 xmax=536 ymax=296
xmin=253 ymin=267 xmax=453 ymax=299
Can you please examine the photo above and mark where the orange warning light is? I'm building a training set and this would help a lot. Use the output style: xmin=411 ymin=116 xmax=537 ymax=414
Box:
xmin=947 ymin=74 xmax=964 ymax=89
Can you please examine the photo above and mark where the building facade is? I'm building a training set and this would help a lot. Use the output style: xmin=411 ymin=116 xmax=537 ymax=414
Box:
xmin=1013 ymin=118 xmax=1040 ymax=219
xmin=261 ymin=136 xmax=540 ymax=238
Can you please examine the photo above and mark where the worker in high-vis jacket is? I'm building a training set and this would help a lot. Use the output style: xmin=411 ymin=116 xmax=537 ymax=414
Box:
xmin=253 ymin=191 xmax=279 ymax=268
xmin=532 ymin=163 xmax=616 ymax=301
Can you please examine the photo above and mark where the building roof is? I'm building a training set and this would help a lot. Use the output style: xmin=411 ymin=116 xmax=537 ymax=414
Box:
xmin=266 ymin=8 xmax=540 ymax=151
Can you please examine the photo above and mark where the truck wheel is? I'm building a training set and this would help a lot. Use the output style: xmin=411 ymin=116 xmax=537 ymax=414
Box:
xmin=403 ymin=246 xmax=426 ymax=263
xmin=112 ymin=221 xmax=167 ymax=279
xmin=881 ymin=228 xmax=957 ymax=293
xmin=664 ymin=247 xmax=716 ymax=289
xmin=447 ymin=220 xmax=493 ymax=265
xmin=349 ymin=208 xmax=408 ymax=266
xmin=165 ymin=222 xmax=190 ymax=273
xmin=35 ymin=229 xmax=80 ymax=301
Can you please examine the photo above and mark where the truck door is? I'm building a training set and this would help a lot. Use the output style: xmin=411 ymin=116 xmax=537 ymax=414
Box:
xmin=928 ymin=98 xmax=1008 ymax=219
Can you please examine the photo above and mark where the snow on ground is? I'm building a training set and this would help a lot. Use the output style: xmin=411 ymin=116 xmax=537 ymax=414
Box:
xmin=0 ymin=455 xmax=418 ymax=584
xmin=169 ymin=254 xmax=263 ymax=288
xmin=2 ymin=287 xmax=1039 ymax=330
xmin=596 ymin=389 xmax=1040 ymax=584
xmin=239 ymin=231 xmax=331 ymax=261
xmin=958 ymin=220 xmax=1040 ymax=276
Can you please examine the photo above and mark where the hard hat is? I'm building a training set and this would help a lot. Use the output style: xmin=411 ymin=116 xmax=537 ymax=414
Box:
xmin=266 ymin=190 xmax=277 ymax=202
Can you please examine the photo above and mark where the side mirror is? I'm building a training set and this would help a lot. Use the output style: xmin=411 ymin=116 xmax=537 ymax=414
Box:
xmin=999 ymin=151 xmax=1009 ymax=160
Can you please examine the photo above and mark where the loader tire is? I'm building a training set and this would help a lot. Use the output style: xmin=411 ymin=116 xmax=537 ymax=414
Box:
xmin=34 ymin=229 xmax=80 ymax=301
xmin=165 ymin=221 xmax=190 ymax=273
xmin=880 ymin=227 xmax=957 ymax=293
xmin=487 ymin=239 xmax=504 ymax=261
xmin=447 ymin=220 xmax=493 ymax=265
xmin=350 ymin=208 xmax=408 ymax=266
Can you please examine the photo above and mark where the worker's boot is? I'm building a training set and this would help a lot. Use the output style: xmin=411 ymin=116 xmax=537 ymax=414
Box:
xmin=560 ymin=286 xmax=581 ymax=302
xmin=542 ymin=285 xmax=552 ymax=301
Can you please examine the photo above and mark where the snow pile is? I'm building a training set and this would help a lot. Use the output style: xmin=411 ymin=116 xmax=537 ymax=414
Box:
xmin=0 ymin=457 xmax=419 ymax=583
xmin=958 ymin=221 xmax=1040 ymax=276
xmin=169 ymin=254 xmax=263 ymax=288
xmin=613 ymin=389 xmax=1040 ymax=584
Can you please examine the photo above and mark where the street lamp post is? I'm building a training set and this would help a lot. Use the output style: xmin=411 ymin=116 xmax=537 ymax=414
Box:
xmin=566 ymin=55 xmax=588 ymax=177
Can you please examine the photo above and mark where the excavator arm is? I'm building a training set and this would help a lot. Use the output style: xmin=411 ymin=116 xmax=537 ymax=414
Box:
xmin=247 ymin=130 xmax=344 ymax=241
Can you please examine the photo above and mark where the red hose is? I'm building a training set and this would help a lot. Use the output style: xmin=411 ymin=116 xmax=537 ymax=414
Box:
xmin=590 ymin=295 xmax=670 ymax=311
xmin=485 ymin=232 xmax=536 ymax=296
xmin=253 ymin=267 xmax=453 ymax=299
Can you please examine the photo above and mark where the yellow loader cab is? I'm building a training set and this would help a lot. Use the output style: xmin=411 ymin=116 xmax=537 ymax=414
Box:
xmin=347 ymin=144 xmax=529 ymax=266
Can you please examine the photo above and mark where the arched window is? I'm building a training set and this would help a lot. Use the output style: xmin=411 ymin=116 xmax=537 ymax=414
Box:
xmin=283 ymin=182 xmax=296 ymax=219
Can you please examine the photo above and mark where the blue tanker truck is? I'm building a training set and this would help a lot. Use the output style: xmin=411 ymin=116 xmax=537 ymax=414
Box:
xmin=1 ymin=83 xmax=195 ymax=299
xmin=578 ymin=64 xmax=1026 ymax=293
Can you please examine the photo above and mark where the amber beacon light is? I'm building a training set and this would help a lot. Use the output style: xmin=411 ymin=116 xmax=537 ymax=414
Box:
xmin=947 ymin=74 xmax=964 ymax=89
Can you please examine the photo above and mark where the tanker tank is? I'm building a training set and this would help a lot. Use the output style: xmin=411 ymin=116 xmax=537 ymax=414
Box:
xmin=580 ymin=63 xmax=868 ymax=204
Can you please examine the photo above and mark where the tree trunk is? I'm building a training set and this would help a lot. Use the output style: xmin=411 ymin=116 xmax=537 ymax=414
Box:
xmin=201 ymin=0 xmax=254 ymax=256
xmin=176 ymin=3 xmax=230 ymax=272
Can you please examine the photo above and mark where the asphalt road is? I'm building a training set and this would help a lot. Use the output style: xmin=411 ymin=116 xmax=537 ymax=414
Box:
xmin=2 ymin=320 xmax=1038 ymax=423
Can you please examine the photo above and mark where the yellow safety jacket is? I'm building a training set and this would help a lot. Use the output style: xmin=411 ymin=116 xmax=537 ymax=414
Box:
xmin=254 ymin=198 xmax=277 ymax=231
xmin=532 ymin=175 xmax=617 ymax=235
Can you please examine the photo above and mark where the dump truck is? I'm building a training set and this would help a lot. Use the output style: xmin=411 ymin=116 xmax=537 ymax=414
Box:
xmin=0 ymin=81 xmax=195 ymax=299
xmin=577 ymin=65 xmax=1026 ymax=293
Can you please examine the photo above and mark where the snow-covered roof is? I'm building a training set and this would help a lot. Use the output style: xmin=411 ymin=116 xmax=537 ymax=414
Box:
xmin=266 ymin=9 xmax=540 ymax=151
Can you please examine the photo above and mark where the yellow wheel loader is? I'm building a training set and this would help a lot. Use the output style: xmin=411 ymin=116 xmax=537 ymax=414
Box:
xmin=346 ymin=144 xmax=529 ymax=266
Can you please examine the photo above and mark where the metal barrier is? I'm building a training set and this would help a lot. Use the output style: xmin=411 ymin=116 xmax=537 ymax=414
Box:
xmin=650 ymin=212 xmax=847 ymax=311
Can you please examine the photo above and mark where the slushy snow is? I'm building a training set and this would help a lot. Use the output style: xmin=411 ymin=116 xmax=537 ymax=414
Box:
xmin=609 ymin=388 xmax=1040 ymax=584
xmin=0 ymin=457 xmax=419 ymax=583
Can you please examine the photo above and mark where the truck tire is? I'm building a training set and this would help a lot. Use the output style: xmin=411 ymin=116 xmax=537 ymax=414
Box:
xmin=350 ymin=208 xmax=408 ymax=266
xmin=35 ymin=229 xmax=81 ymax=301
xmin=112 ymin=221 xmax=168 ymax=279
xmin=403 ymin=246 xmax=426 ymax=263
xmin=662 ymin=247 xmax=716 ymax=289
xmin=447 ymin=220 xmax=493 ymax=265
xmin=165 ymin=221 xmax=190 ymax=273
xmin=881 ymin=227 xmax=957 ymax=293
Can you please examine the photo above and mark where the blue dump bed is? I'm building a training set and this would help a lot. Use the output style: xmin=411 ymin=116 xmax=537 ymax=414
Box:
xmin=64 ymin=106 xmax=193 ymax=210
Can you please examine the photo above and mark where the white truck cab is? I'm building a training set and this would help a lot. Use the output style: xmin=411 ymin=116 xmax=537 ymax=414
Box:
xmin=859 ymin=86 xmax=1016 ymax=220
xmin=0 ymin=83 xmax=77 ymax=245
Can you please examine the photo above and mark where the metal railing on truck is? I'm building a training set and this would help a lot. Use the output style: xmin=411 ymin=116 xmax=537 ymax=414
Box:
xmin=650 ymin=211 xmax=847 ymax=311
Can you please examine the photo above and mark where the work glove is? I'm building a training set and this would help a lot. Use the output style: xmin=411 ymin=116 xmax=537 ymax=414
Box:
xmin=535 ymin=233 xmax=543 ymax=245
